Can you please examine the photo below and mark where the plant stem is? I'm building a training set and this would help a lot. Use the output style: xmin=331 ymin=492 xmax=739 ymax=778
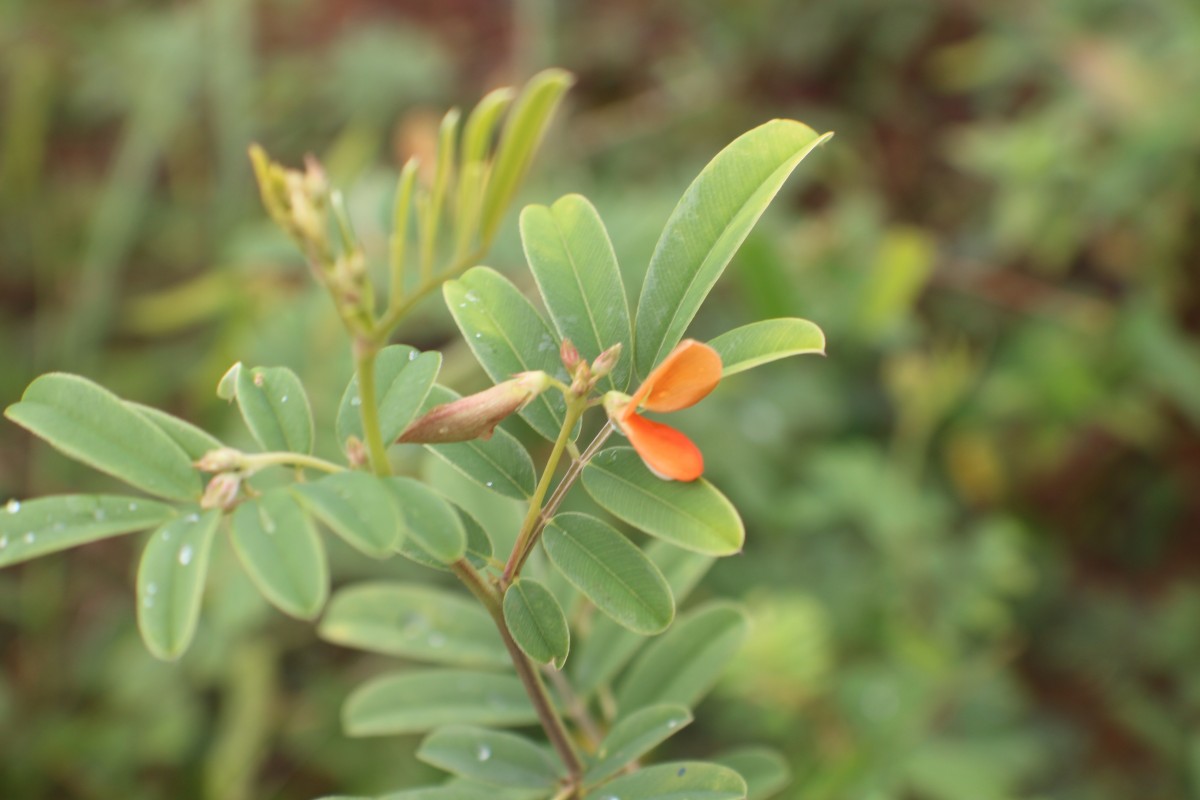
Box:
xmin=352 ymin=338 xmax=391 ymax=476
xmin=545 ymin=665 xmax=603 ymax=751
xmin=502 ymin=399 xmax=586 ymax=587
xmin=452 ymin=560 xmax=584 ymax=783
xmin=242 ymin=452 xmax=345 ymax=474
xmin=373 ymin=246 xmax=485 ymax=343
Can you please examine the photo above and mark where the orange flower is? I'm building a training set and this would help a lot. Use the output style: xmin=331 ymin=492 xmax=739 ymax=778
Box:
xmin=605 ymin=339 xmax=722 ymax=481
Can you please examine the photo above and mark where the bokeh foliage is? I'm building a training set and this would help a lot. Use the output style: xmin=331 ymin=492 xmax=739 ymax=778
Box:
xmin=3 ymin=1 xmax=1199 ymax=798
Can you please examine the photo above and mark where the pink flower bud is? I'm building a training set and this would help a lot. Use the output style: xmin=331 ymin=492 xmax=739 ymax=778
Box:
xmin=591 ymin=342 xmax=623 ymax=379
xmin=560 ymin=339 xmax=582 ymax=373
xmin=399 ymin=372 xmax=552 ymax=444
xmin=195 ymin=447 xmax=247 ymax=473
xmin=200 ymin=473 xmax=242 ymax=510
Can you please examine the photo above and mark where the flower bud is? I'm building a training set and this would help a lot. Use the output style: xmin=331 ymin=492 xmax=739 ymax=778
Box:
xmin=590 ymin=343 xmax=623 ymax=379
xmin=399 ymin=372 xmax=552 ymax=444
xmin=560 ymin=339 xmax=582 ymax=373
xmin=344 ymin=435 xmax=369 ymax=468
xmin=195 ymin=447 xmax=248 ymax=473
xmin=200 ymin=473 xmax=242 ymax=511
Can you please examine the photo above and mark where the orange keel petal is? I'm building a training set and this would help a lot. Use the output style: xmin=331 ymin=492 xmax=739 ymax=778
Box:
xmin=622 ymin=412 xmax=704 ymax=481
xmin=632 ymin=339 xmax=723 ymax=413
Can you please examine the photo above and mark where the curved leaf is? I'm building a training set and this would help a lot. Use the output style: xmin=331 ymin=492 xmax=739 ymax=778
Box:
xmin=543 ymin=513 xmax=673 ymax=634
xmin=230 ymin=489 xmax=328 ymax=619
xmin=344 ymin=670 xmax=537 ymax=736
xmin=386 ymin=477 xmax=466 ymax=564
xmin=615 ymin=602 xmax=749 ymax=713
xmin=0 ymin=495 xmax=175 ymax=568
xmin=584 ymin=762 xmax=746 ymax=800
xmin=292 ymin=472 xmax=402 ymax=558
xmin=444 ymin=266 xmax=567 ymax=441
xmin=418 ymin=726 xmax=562 ymax=789
xmin=336 ymin=345 xmax=441 ymax=448
xmin=634 ymin=120 xmax=831 ymax=379
xmin=502 ymin=578 xmax=569 ymax=668
xmin=422 ymin=385 xmax=537 ymax=499
xmin=397 ymin=503 xmax=493 ymax=572
xmin=714 ymin=748 xmax=791 ymax=800
xmin=319 ymin=582 xmax=507 ymax=667
xmin=137 ymin=508 xmax=221 ymax=660
xmin=235 ymin=364 xmax=314 ymax=454
xmin=584 ymin=704 xmax=693 ymax=786
xmin=582 ymin=448 xmax=744 ymax=556
xmin=709 ymin=318 xmax=826 ymax=377
xmin=521 ymin=194 xmax=631 ymax=391
xmin=5 ymin=373 xmax=201 ymax=501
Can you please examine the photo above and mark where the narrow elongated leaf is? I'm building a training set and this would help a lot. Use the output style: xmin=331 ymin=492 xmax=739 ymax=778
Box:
xmin=418 ymin=726 xmax=562 ymax=789
xmin=584 ymin=704 xmax=693 ymax=786
xmin=521 ymin=194 xmax=631 ymax=391
xmin=479 ymin=68 xmax=573 ymax=241
xmin=292 ymin=472 xmax=402 ymax=558
xmin=319 ymin=582 xmax=507 ymax=667
xmin=387 ymin=478 xmax=466 ymax=563
xmin=235 ymin=365 xmax=314 ymax=454
xmin=709 ymin=318 xmax=826 ymax=376
xmin=571 ymin=541 xmax=714 ymax=696
xmin=126 ymin=402 xmax=224 ymax=460
xmin=422 ymin=385 xmax=536 ymax=499
xmin=344 ymin=670 xmax=537 ymax=736
xmin=582 ymin=448 xmax=744 ymax=555
xmin=337 ymin=345 xmax=441 ymax=448
xmin=230 ymin=489 xmax=328 ymax=619
xmin=714 ymin=748 xmax=791 ymax=800
xmin=137 ymin=508 xmax=220 ymax=660
xmin=444 ymin=267 xmax=566 ymax=441
xmin=615 ymin=602 xmax=749 ymax=713
xmin=5 ymin=373 xmax=201 ymax=501
xmin=503 ymin=579 xmax=569 ymax=668
xmin=584 ymin=762 xmax=746 ymax=800
xmin=635 ymin=120 xmax=831 ymax=379
xmin=0 ymin=495 xmax=175 ymax=568
xmin=462 ymin=87 xmax=515 ymax=166
xmin=543 ymin=513 xmax=673 ymax=634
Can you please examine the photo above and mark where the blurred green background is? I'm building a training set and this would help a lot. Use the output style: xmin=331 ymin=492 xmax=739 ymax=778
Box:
xmin=3 ymin=0 xmax=1200 ymax=798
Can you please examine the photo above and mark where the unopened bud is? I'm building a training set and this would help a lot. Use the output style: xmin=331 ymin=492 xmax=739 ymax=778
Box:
xmin=344 ymin=436 xmax=369 ymax=468
xmin=591 ymin=343 xmax=623 ymax=379
xmin=560 ymin=339 xmax=582 ymax=373
xmin=400 ymin=372 xmax=551 ymax=444
xmin=200 ymin=473 xmax=242 ymax=511
xmin=248 ymin=144 xmax=330 ymax=250
xmin=195 ymin=447 xmax=248 ymax=473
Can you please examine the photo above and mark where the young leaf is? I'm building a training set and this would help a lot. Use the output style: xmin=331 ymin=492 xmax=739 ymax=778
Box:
xmin=421 ymin=385 xmax=537 ymax=499
xmin=319 ymin=582 xmax=508 ymax=668
xmin=444 ymin=266 xmax=567 ymax=441
xmin=291 ymin=472 xmax=403 ymax=558
xmin=417 ymin=725 xmax=562 ymax=789
xmin=583 ymin=762 xmax=747 ymax=800
xmin=634 ymin=120 xmax=831 ymax=380
xmin=136 ymin=508 xmax=221 ymax=661
xmin=5 ymin=373 xmax=201 ymax=501
xmin=386 ymin=477 xmax=466 ymax=564
xmin=344 ymin=670 xmax=537 ymax=736
xmin=230 ymin=489 xmax=328 ymax=619
xmin=543 ymin=513 xmax=673 ymax=634
xmin=571 ymin=541 xmax=715 ymax=696
xmin=502 ymin=578 xmax=569 ymax=668
xmin=479 ymin=68 xmax=574 ymax=242
xmin=336 ymin=345 xmax=442 ymax=448
xmin=520 ymin=194 xmax=631 ymax=390
xmin=584 ymin=704 xmax=693 ymax=786
xmin=235 ymin=365 xmax=314 ymax=454
xmin=615 ymin=601 xmax=749 ymax=713
xmin=0 ymin=495 xmax=175 ymax=568
xmin=714 ymin=748 xmax=792 ymax=800
xmin=126 ymin=402 xmax=224 ymax=460
xmin=709 ymin=318 xmax=826 ymax=377
xmin=582 ymin=448 xmax=744 ymax=555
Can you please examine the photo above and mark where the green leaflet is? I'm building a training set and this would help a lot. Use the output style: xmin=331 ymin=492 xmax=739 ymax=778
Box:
xmin=418 ymin=725 xmax=562 ymax=789
xmin=344 ymin=670 xmax=537 ymax=736
xmin=387 ymin=477 xmax=467 ymax=564
xmin=584 ymin=704 xmax=693 ymax=786
xmin=709 ymin=318 xmax=826 ymax=377
xmin=136 ymin=508 xmax=221 ymax=660
xmin=336 ymin=344 xmax=441 ymax=449
xmin=583 ymin=762 xmax=747 ymax=800
xmin=714 ymin=748 xmax=792 ymax=800
xmin=291 ymin=472 xmax=403 ymax=558
xmin=230 ymin=489 xmax=328 ymax=619
xmin=502 ymin=578 xmax=570 ymax=668
xmin=0 ymin=495 xmax=175 ymax=568
xmin=233 ymin=363 xmax=314 ymax=454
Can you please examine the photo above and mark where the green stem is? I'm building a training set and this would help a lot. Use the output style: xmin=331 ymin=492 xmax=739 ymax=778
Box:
xmin=242 ymin=451 xmax=345 ymax=475
xmin=353 ymin=338 xmax=392 ymax=476
xmin=502 ymin=399 xmax=585 ymax=586
xmin=373 ymin=246 xmax=485 ymax=344
xmin=452 ymin=560 xmax=584 ymax=783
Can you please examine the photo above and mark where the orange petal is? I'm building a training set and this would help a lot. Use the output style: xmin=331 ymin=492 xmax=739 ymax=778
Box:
xmin=630 ymin=339 xmax=723 ymax=413
xmin=622 ymin=412 xmax=704 ymax=481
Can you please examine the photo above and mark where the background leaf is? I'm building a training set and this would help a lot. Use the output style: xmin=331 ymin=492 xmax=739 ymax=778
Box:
xmin=708 ymin=318 xmax=826 ymax=377
xmin=421 ymin=385 xmax=536 ymax=499
xmin=235 ymin=365 xmax=314 ymax=454
xmin=634 ymin=120 xmax=830 ymax=380
xmin=5 ymin=373 xmax=201 ymax=501
xmin=584 ymin=704 xmax=693 ymax=786
xmin=417 ymin=726 xmax=562 ymax=789
xmin=292 ymin=472 xmax=402 ymax=558
xmin=136 ymin=508 xmax=220 ymax=660
xmin=714 ymin=748 xmax=791 ymax=800
xmin=0 ymin=495 xmax=175 ymax=568
xmin=343 ymin=670 xmax=537 ymax=736
xmin=319 ymin=582 xmax=507 ymax=667
xmin=583 ymin=762 xmax=747 ymax=800
xmin=502 ymin=578 xmax=570 ymax=668
xmin=543 ymin=513 xmax=673 ymax=634
xmin=336 ymin=344 xmax=441 ymax=448
xmin=582 ymin=448 xmax=744 ymax=555
xmin=230 ymin=489 xmax=328 ymax=619
xmin=521 ymin=194 xmax=631 ymax=391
